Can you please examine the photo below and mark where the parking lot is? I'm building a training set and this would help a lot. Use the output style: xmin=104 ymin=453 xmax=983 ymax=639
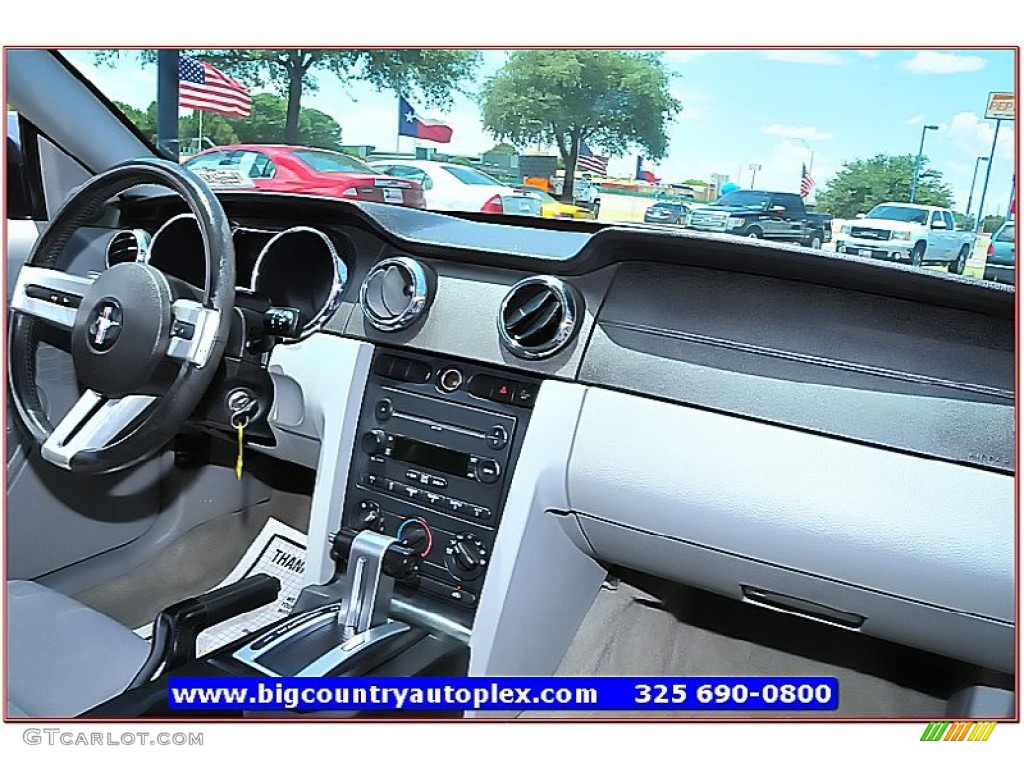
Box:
xmin=596 ymin=194 xmax=995 ymax=281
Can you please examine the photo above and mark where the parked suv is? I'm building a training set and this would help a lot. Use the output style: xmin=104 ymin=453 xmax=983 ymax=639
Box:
xmin=834 ymin=203 xmax=977 ymax=274
xmin=685 ymin=190 xmax=828 ymax=248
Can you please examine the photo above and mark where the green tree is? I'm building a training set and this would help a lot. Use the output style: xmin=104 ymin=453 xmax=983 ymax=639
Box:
xmin=98 ymin=50 xmax=480 ymax=144
xmin=815 ymin=154 xmax=954 ymax=219
xmin=486 ymin=142 xmax=518 ymax=156
xmin=221 ymin=93 xmax=342 ymax=151
xmin=479 ymin=51 xmax=681 ymax=201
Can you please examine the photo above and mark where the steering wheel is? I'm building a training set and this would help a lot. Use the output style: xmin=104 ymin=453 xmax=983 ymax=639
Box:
xmin=8 ymin=158 xmax=235 ymax=474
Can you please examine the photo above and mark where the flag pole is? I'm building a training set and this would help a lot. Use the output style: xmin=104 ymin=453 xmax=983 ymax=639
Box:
xmin=197 ymin=109 xmax=203 ymax=150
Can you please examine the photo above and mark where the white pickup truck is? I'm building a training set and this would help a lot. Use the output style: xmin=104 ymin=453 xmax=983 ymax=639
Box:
xmin=834 ymin=202 xmax=977 ymax=274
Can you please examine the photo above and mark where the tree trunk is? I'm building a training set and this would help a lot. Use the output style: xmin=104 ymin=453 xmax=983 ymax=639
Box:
xmin=284 ymin=69 xmax=303 ymax=144
xmin=554 ymin=131 xmax=579 ymax=203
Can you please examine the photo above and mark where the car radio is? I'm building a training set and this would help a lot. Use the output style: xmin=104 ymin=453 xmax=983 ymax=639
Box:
xmin=341 ymin=349 xmax=538 ymax=618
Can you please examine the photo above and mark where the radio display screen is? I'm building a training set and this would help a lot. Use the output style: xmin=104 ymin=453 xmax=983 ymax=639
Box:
xmin=392 ymin=436 xmax=471 ymax=476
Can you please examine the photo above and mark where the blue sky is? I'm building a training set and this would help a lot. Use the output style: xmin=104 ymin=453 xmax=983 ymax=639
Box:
xmin=65 ymin=48 xmax=1016 ymax=216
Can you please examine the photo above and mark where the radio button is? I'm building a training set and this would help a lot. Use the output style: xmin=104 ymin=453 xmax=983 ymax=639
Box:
xmin=428 ymin=475 xmax=448 ymax=488
xmin=469 ymin=505 xmax=492 ymax=520
xmin=374 ymin=398 xmax=393 ymax=421
xmin=513 ymin=382 xmax=539 ymax=408
xmin=405 ymin=468 xmax=422 ymax=483
xmin=486 ymin=425 xmax=509 ymax=450
xmin=424 ymin=491 xmax=445 ymax=507
xmin=445 ymin=497 xmax=468 ymax=514
xmin=475 ymin=458 xmax=501 ymax=484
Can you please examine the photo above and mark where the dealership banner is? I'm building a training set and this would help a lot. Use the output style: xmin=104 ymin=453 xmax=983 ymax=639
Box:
xmin=168 ymin=676 xmax=839 ymax=712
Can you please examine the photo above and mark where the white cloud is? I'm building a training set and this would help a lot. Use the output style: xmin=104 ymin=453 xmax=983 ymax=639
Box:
xmin=901 ymin=51 xmax=986 ymax=75
xmin=907 ymin=113 xmax=926 ymax=125
xmin=761 ymin=50 xmax=845 ymax=66
xmin=856 ymin=50 xmax=882 ymax=59
xmin=761 ymin=124 xmax=833 ymax=142
xmin=940 ymin=111 xmax=1013 ymax=161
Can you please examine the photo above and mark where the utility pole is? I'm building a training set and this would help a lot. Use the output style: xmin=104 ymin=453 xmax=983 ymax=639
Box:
xmin=964 ymin=155 xmax=989 ymax=226
xmin=156 ymin=50 xmax=180 ymax=161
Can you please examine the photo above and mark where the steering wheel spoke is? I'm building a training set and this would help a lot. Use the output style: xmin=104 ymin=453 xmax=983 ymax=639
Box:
xmin=41 ymin=390 xmax=157 ymax=469
xmin=10 ymin=265 xmax=95 ymax=330
xmin=166 ymin=299 xmax=223 ymax=367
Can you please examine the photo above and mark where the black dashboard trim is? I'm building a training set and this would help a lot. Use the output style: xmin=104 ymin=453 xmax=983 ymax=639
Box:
xmin=122 ymin=191 xmax=1013 ymax=319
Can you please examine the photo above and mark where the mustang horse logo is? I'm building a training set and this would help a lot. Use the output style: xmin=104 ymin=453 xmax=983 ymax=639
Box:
xmin=87 ymin=301 xmax=123 ymax=350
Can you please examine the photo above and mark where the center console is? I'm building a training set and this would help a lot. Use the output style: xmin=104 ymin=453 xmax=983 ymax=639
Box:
xmin=342 ymin=348 xmax=538 ymax=620
xmin=86 ymin=347 xmax=543 ymax=716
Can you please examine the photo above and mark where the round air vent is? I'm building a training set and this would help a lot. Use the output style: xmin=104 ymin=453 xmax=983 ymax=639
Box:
xmin=359 ymin=256 xmax=431 ymax=332
xmin=105 ymin=229 xmax=150 ymax=267
xmin=498 ymin=276 xmax=582 ymax=359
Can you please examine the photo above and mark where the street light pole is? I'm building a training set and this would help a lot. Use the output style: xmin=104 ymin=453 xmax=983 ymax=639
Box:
xmin=974 ymin=118 xmax=1004 ymax=234
xmin=910 ymin=124 xmax=938 ymax=203
xmin=964 ymin=155 xmax=989 ymax=226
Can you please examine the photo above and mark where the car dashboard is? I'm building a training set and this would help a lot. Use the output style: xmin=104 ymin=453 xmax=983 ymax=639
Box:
xmin=81 ymin=192 xmax=1014 ymax=678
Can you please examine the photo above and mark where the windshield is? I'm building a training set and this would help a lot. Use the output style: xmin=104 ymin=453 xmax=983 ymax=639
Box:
xmin=995 ymin=224 xmax=1015 ymax=243
xmin=60 ymin=47 xmax=1015 ymax=283
xmin=715 ymin=191 xmax=771 ymax=207
xmin=865 ymin=205 xmax=931 ymax=225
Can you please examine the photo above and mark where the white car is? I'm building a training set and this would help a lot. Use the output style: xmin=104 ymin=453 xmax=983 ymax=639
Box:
xmin=835 ymin=203 xmax=977 ymax=274
xmin=368 ymin=159 xmax=541 ymax=216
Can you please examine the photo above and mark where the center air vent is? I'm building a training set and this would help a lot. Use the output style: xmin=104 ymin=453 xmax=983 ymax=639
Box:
xmin=105 ymin=229 xmax=150 ymax=267
xmin=360 ymin=256 xmax=431 ymax=332
xmin=498 ymin=276 xmax=582 ymax=359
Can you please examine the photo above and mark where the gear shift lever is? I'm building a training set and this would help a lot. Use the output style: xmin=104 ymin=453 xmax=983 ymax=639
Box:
xmin=232 ymin=529 xmax=420 ymax=677
xmin=331 ymin=529 xmax=420 ymax=639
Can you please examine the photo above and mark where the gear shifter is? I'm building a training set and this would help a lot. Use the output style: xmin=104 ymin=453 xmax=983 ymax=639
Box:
xmin=330 ymin=528 xmax=420 ymax=639
xmin=232 ymin=529 xmax=421 ymax=677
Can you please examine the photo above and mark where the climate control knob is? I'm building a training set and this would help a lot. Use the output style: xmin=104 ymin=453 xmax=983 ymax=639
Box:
xmin=397 ymin=518 xmax=433 ymax=557
xmin=361 ymin=429 xmax=388 ymax=456
xmin=444 ymin=533 xmax=487 ymax=581
xmin=355 ymin=500 xmax=384 ymax=533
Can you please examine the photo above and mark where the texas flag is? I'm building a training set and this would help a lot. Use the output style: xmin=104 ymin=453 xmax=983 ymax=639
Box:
xmin=635 ymin=155 xmax=661 ymax=183
xmin=398 ymin=96 xmax=453 ymax=144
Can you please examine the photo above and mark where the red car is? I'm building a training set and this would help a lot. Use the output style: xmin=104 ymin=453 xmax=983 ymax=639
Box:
xmin=183 ymin=144 xmax=426 ymax=208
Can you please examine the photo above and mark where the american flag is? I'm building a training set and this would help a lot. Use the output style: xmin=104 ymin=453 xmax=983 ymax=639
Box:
xmin=576 ymin=141 xmax=609 ymax=175
xmin=800 ymin=163 xmax=815 ymax=198
xmin=179 ymin=55 xmax=252 ymax=118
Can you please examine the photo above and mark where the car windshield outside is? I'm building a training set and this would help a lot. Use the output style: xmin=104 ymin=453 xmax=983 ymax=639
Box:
xmin=57 ymin=47 xmax=1016 ymax=283
xmin=291 ymin=148 xmax=378 ymax=174
xmin=441 ymin=165 xmax=503 ymax=185
xmin=715 ymin=190 xmax=772 ymax=207
xmin=866 ymin=204 xmax=931 ymax=224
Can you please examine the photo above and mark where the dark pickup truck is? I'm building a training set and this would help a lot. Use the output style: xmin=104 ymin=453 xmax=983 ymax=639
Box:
xmin=686 ymin=190 xmax=831 ymax=249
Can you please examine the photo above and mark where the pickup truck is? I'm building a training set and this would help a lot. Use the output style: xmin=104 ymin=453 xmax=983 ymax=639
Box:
xmin=834 ymin=202 xmax=977 ymax=274
xmin=685 ymin=189 xmax=829 ymax=248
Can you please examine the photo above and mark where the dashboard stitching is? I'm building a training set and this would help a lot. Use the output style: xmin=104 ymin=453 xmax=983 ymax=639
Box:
xmin=602 ymin=319 xmax=1014 ymax=401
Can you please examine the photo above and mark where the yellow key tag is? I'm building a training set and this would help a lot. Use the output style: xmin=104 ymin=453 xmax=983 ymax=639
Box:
xmin=235 ymin=422 xmax=245 ymax=480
